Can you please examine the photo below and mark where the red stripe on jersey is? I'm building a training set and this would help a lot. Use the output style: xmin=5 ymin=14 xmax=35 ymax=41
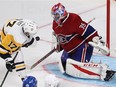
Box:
xmin=81 ymin=44 xmax=87 ymax=62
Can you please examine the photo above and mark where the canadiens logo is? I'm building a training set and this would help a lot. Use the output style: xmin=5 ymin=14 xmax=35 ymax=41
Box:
xmin=57 ymin=34 xmax=68 ymax=44
xmin=57 ymin=34 xmax=77 ymax=44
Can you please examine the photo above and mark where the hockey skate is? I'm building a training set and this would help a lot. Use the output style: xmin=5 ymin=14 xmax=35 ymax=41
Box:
xmin=104 ymin=70 xmax=115 ymax=81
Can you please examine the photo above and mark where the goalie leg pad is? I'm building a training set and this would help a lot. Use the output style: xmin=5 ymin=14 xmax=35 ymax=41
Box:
xmin=65 ymin=59 xmax=108 ymax=80
xmin=59 ymin=44 xmax=93 ymax=73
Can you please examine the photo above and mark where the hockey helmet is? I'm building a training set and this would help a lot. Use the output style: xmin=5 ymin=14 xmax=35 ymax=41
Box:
xmin=23 ymin=76 xmax=37 ymax=87
xmin=45 ymin=74 xmax=59 ymax=87
xmin=22 ymin=19 xmax=38 ymax=37
xmin=51 ymin=3 xmax=67 ymax=25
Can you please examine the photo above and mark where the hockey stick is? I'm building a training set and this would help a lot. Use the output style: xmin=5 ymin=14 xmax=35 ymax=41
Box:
xmin=0 ymin=52 xmax=19 ymax=87
xmin=30 ymin=48 xmax=56 ymax=69
xmin=88 ymin=18 xmax=95 ymax=24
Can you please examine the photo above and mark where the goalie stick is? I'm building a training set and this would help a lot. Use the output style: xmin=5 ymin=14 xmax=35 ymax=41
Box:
xmin=30 ymin=48 xmax=56 ymax=69
xmin=88 ymin=18 xmax=95 ymax=24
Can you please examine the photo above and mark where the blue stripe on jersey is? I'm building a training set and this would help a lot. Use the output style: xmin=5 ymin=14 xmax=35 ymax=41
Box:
xmin=82 ymin=25 xmax=96 ymax=39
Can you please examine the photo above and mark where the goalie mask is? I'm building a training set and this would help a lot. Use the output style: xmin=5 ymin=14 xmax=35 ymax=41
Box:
xmin=22 ymin=19 xmax=38 ymax=37
xmin=45 ymin=74 xmax=59 ymax=87
xmin=51 ymin=3 xmax=67 ymax=25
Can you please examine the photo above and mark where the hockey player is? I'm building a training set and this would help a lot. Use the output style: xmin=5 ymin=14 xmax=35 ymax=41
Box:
xmin=51 ymin=3 xmax=115 ymax=81
xmin=0 ymin=19 xmax=38 ymax=87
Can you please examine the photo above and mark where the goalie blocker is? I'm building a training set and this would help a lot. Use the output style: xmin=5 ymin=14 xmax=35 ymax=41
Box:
xmin=59 ymin=58 xmax=115 ymax=81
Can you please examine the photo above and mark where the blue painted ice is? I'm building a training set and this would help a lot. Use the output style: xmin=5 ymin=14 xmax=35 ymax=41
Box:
xmin=43 ymin=55 xmax=116 ymax=87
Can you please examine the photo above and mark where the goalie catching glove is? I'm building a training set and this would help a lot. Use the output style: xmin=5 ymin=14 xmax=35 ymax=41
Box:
xmin=88 ymin=36 xmax=109 ymax=55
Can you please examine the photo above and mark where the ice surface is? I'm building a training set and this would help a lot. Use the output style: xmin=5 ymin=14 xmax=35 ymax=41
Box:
xmin=0 ymin=0 xmax=116 ymax=87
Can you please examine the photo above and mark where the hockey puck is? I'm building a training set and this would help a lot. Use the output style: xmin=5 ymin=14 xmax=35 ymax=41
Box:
xmin=35 ymin=36 xmax=40 ymax=41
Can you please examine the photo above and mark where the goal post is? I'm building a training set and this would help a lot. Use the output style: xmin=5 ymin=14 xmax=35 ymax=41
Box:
xmin=106 ymin=0 xmax=110 ymax=55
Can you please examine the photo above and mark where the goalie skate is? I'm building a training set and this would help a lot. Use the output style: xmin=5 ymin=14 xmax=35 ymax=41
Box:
xmin=104 ymin=70 xmax=115 ymax=81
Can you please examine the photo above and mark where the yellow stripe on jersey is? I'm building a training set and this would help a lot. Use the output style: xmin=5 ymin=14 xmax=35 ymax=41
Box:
xmin=0 ymin=45 xmax=9 ymax=54
xmin=15 ymin=64 xmax=26 ymax=69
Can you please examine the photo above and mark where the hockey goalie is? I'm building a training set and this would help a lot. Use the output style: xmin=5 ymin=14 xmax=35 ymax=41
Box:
xmin=51 ymin=3 xmax=115 ymax=82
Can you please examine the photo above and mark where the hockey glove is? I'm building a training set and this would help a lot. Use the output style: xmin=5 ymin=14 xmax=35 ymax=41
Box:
xmin=5 ymin=58 xmax=15 ymax=72
xmin=88 ymin=36 xmax=109 ymax=55
xmin=52 ymin=32 xmax=63 ymax=53
xmin=22 ymin=38 xmax=34 ymax=48
xmin=56 ymin=44 xmax=63 ymax=52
